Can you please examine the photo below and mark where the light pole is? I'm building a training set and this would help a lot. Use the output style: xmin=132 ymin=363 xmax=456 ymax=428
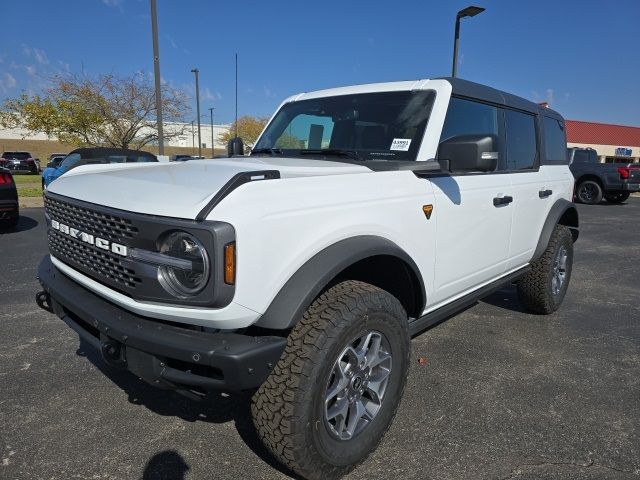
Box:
xmin=208 ymin=107 xmax=215 ymax=158
xmin=191 ymin=68 xmax=202 ymax=157
xmin=452 ymin=5 xmax=485 ymax=78
xmin=150 ymin=0 xmax=164 ymax=154
xmin=191 ymin=120 xmax=195 ymax=154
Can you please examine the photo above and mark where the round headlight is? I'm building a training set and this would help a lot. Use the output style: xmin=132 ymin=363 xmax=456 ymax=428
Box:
xmin=158 ymin=231 xmax=210 ymax=297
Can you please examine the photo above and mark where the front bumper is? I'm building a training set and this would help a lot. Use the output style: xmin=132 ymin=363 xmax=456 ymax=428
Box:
xmin=37 ymin=256 xmax=287 ymax=395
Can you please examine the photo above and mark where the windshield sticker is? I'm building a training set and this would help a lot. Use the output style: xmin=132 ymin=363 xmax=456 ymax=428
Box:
xmin=390 ymin=138 xmax=411 ymax=151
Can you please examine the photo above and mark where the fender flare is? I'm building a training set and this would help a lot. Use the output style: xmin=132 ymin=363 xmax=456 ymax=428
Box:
xmin=256 ymin=235 xmax=426 ymax=330
xmin=532 ymin=199 xmax=579 ymax=262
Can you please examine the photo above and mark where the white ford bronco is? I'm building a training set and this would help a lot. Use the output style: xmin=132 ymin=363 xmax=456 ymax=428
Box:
xmin=37 ymin=77 xmax=578 ymax=479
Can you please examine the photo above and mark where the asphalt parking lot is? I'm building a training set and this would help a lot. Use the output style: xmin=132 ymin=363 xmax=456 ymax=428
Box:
xmin=1 ymin=200 xmax=639 ymax=480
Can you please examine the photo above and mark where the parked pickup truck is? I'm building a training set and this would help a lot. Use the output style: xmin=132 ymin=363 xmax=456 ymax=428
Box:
xmin=36 ymin=77 xmax=579 ymax=480
xmin=569 ymin=147 xmax=640 ymax=204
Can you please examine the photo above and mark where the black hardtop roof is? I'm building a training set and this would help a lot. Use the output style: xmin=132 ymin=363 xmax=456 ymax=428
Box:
xmin=69 ymin=147 xmax=157 ymax=160
xmin=437 ymin=77 xmax=564 ymax=121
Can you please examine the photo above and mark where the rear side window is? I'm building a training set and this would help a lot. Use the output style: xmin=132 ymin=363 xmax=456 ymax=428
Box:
xmin=504 ymin=110 xmax=537 ymax=170
xmin=543 ymin=117 xmax=567 ymax=163
xmin=440 ymin=97 xmax=499 ymax=142
xmin=572 ymin=150 xmax=592 ymax=163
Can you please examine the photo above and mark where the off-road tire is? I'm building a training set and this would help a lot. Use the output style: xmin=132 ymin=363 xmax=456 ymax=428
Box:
xmin=576 ymin=180 xmax=603 ymax=204
xmin=517 ymin=225 xmax=573 ymax=314
xmin=603 ymin=192 xmax=630 ymax=204
xmin=251 ymin=280 xmax=410 ymax=480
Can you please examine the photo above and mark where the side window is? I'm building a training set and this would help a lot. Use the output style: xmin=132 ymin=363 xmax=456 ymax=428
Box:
xmin=543 ymin=116 xmax=567 ymax=163
xmin=504 ymin=110 xmax=537 ymax=170
xmin=440 ymin=97 xmax=499 ymax=142
xmin=573 ymin=150 xmax=590 ymax=163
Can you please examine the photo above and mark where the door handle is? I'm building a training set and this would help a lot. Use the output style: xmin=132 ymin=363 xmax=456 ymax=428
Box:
xmin=539 ymin=189 xmax=553 ymax=198
xmin=493 ymin=195 xmax=513 ymax=206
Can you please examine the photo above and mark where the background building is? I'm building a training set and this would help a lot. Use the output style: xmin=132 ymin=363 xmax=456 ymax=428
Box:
xmin=566 ymin=120 xmax=640 ymax=163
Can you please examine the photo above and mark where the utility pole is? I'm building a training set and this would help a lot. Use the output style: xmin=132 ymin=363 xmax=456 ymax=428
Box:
xmin=208 ymin=107 xmax=215 ymax=158
xmin=150 ymin=0 xmax=164 ymax=154
xmin=191 ymin=68 xmax=202 ymax=157
xmin=191 ymin=120 xmax=195 ymax=154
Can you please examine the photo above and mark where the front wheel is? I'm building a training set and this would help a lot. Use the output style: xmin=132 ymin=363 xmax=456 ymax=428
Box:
xmin=252 ymin=281 xmax=410 ymax=480
xmin=603 ymin=192 xmax=630 ymax=204
xmin=517 ymin=225 xmax=573 ymax=314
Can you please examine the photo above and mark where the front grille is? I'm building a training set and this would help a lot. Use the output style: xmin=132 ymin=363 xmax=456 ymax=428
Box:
xmin=44 ymin=196 xmax=138 ymax=242
xmin=48 ymin=230 xmax=141 ymax=289
xmin=45 ymin=195 xmax=141 ymax=292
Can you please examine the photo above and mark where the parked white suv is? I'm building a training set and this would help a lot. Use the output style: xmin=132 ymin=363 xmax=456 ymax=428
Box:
xmin=37 ymin=77 xmax=578 ymax=479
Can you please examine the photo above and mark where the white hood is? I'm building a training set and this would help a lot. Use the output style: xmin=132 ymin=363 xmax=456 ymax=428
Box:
xmin=47 ymin=156 xmax=371 ymax=219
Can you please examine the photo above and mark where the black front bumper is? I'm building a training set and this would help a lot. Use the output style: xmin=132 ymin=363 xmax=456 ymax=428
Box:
xmin=37 ymin=256 xmax=287 ymax=395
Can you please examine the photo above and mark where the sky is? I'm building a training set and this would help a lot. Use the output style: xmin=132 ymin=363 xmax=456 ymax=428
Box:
xmin=0 ymin=0 xmax=638 ymax=126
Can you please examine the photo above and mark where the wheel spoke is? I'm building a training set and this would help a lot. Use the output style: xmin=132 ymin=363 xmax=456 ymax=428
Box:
xmin=345 ymin=400 xmax=370 ymax=438
xmin=325 ymin=362 xmax=349 ymax=402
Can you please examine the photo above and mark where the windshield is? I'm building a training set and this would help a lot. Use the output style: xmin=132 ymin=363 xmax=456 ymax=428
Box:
xmin=60 ymin=153 xmax=81 ymax=171
xmin=253 ymin=91 xmax=435 ymax=161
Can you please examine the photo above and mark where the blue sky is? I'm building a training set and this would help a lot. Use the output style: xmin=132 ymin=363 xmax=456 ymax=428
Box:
xmin=1 ymin=0 xmax=638 ymax=126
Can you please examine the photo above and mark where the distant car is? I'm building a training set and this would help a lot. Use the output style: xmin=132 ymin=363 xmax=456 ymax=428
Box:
xmin=170 ymin=154 xmax=196 ymax=161
xmin=47 ymin=156 xmax=66 ymax=170
xmin=0 ymin=151 xmax=39 ymax=174
xmin=0 ymin=167 xmax=19 ymax=228
xmin=568 ymin=147 xmax=640 ymax=204
xmin=49 ymin=153 xmax=67 ymax=161
xmin=42 ymin=147 xmax=158 ymax=189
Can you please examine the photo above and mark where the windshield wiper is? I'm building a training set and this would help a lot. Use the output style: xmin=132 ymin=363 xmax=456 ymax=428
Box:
xmin=299 ymin=149 xmax=361 ymax=160
xmin=250 ymin=148 xmax=284 ymax=156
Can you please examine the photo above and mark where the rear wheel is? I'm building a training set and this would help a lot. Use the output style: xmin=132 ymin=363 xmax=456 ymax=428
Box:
xmin=603 ymin=192 xmax=630 ymax=204
xmin=517 ymin=225 xmax=573 ymax=314
xmin=576 ymin=180 xmax=603 ymax=204
xmin=252 ymin=280 xmax=410 ymax=480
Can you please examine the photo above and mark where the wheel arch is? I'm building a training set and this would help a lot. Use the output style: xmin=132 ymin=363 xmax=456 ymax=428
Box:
xmin=531 ymin=199 xmax=579 ymax=262
xmin=256 ymin=236 xmax=426 ymax=330
xmin=575 ymin=174 xmax=603 ymax=188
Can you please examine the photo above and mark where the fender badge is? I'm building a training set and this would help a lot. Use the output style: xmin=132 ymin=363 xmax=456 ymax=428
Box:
xmin=422 ymin=204 xmax=433 ymax=220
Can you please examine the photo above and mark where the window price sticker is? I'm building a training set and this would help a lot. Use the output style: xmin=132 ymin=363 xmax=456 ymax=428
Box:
xmin=390 ymin=138 xmax=411 ymax=151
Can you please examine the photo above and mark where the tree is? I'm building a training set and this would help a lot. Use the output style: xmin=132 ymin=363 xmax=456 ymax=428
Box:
xmin=218 ymin=115 xmax=269 ymax=147
xmin=0 ymin=72 xmax=190 ymax=149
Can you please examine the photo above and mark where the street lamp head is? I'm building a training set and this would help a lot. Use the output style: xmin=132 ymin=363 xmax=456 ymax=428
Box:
xmin=190 ymin=68 xmax=199 ymax=73
xmin=457 ymin=5 xmax=485 ymax=18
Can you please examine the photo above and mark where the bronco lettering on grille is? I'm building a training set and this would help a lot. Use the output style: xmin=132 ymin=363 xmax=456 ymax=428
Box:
xmin=51 ymin=219 xmax=128 ymax=257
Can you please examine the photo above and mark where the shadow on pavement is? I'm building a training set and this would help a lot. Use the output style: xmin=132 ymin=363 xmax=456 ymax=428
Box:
xmin=76 ymin=339 xmax=299 ymax=479
xmin=142 ymin=450 xmax=190 ymax=480
xmin=0 ymin=214 xmax=38 ymax=234
xmin=479 ymin=284 xmax=530 ymax=314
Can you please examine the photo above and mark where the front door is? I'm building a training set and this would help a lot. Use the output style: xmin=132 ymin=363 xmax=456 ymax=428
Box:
xmin=428 ymin=97 xmax=513 ymax=307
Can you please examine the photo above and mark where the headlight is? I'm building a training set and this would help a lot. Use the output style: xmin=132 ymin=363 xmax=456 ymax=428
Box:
xmin=158 ymin=231 xmax=210 ymax=297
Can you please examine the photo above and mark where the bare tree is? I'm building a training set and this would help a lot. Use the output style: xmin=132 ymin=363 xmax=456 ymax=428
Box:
xmin=0 ymin=72 xmax=190 ymax=149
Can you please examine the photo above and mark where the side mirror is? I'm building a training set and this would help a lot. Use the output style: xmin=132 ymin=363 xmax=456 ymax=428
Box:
xmin=46 ymin=162 xmax=53 ymax=168
xmin=437 ymin=134 xmax=499 ymax=173
xmin=227 ymin=137 xmax=244 ymax=157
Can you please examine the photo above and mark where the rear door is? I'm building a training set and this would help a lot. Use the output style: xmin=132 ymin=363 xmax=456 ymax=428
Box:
xmin=429 ymin=97 xmax=513 ymax=306
xmin=503 ymin=109 xmax=548 ymax=268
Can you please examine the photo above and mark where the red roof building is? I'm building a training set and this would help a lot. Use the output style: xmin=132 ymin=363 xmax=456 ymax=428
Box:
xmin=566 ymin=120 xmax=640 ymax=163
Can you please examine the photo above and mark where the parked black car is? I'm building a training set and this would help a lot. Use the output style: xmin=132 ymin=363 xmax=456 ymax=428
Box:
xmin=568 ymin=147 xmax=640 ymax=204
xmin=0 ymin=151 xmax=39 ymax=174
xmin=0 ymin=167 xmax=19 ymax=228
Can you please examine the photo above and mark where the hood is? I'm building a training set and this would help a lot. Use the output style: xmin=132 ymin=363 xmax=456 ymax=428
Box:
xmin=47 ymin=156 xmax=371 ymax=219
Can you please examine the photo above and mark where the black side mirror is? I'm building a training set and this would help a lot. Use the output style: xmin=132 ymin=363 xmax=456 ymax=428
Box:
xmin=46 ymin=162 xmax=53 ymax=168
xmin=437 ymin=134 xmax=499 ymax=173
xmin=227 ymin=137 xmax=244 ymax=157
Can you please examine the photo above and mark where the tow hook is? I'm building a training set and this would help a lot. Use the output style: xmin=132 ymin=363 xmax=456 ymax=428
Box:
xmin=101 ymin=341 xmax=126 ymax=369
xmin=35 ymin=290 xmax=53 ymax=313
